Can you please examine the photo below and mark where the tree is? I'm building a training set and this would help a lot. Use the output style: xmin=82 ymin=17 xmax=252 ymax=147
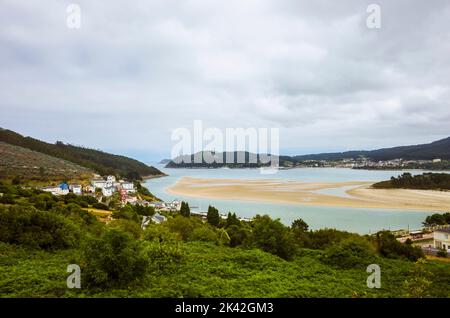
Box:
xmin=291 ymin=218 xmax=310 ymax=247
xmin=250 ymin=215 xmax=296 ymax=260
xmin=207 ymin=205 xmax=220 ymax=227
xmin=112 ymin=204 xmax=141 ymax=223
xmin=322 ymin=238 xmax=376 ymax=269
xmin=180 ymin=201 xmax=190 ymax=217
xmin=227 ymin=224 xmax=251 ymax=247
xmin=423 ymin=213 xmax=446 ymax=226
xmin=81 ymin=229 xmax=149 ymax=288
xmin=291 ymin=218 xmax=309 ymax=232
xmin=0 ymin=205 xmax=80 ymax=249
xmin=374 ymin=231 xmax=424 ymax=261
xmin=226 ymin=212 xmax=240 ymax=228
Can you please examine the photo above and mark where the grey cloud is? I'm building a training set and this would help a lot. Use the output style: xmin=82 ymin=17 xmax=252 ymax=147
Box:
xmin=0 ymin=0 xmax=449 ymax=160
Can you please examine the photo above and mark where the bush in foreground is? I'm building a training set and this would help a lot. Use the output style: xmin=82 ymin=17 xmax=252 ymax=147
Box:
xmin=0 ymin=205 xmax=80 ymax=249
xmin=81 ymin=229 xmax=148 ymax=289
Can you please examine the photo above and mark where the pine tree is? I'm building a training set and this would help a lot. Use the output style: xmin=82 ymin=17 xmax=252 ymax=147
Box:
xmin=207 ymin=205 xmax=220 ymax=227
xmin=180 ymin=201 xmax=190 ymax=217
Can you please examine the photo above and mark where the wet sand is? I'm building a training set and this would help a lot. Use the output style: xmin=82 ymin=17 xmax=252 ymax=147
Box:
xmin=166 ymin=177 xmax=450 ymax=212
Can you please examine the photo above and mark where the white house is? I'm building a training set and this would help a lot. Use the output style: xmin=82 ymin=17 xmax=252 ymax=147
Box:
xmin=42 ymin=186 xmax=63 ymax=196
xmin=434 ymin=228 xmax=450 ymax=252
xmin=106 ymin=175 xmax=116 ymax=182
xmin=102 ymin=186 xmax=115 ymax=197
xmin=42 ymin=183 xmax=69 ymax=196
xmin=121 ymin=182 xmax=135 ymax=193
xmin=70 ymin=184 xmax=82 ymax=195
xmin=92 ymin=179 xmax=113 ymax=190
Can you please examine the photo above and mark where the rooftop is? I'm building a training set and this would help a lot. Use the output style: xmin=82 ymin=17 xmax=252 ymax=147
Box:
xmin=436 ymin=228 xmax=450 ymax=234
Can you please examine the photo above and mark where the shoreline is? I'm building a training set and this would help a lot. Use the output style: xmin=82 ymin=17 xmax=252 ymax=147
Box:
xmin=166 ymin=177 xmax=450 ymax=212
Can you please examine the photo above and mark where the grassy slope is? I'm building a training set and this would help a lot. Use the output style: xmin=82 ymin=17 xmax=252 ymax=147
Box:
xmin=0 ymin=141 xmax=93 ymax=183
xmin=0 ymin=128 xmax=163 ymax=179
xmin=1 ymin=242 xmax=449 ymax=298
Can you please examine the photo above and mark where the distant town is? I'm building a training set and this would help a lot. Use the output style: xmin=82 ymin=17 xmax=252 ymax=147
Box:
xmin=289 ymin=158 xmax=447 ymax=170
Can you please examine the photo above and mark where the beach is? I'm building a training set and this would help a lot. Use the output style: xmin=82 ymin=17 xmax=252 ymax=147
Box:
xmin=166 ymin=177 xmax=450 ymax=212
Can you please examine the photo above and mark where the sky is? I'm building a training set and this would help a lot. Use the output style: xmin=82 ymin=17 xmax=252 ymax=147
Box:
xmin=1 ymin=0 xmax=450 ymax=163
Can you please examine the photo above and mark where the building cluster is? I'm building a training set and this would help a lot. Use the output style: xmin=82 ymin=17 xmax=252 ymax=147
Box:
xmin=42 ymin=175 xmax=135 ymax=198
xmin=87 ymin=175 xmax=134 ymax=198
xmin=295 ymin=158 xmax=444 ymax=169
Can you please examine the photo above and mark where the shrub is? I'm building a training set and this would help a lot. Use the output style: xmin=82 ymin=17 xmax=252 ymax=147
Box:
xmin=322 ymin=238 xmax=376 ymax=269
xmin=0 ymin=205 xmax=80 ymax=249
xmin=226 ymin=224 xmax=251 ymax=247
xmin=112 ymin=205 xmax=141 ymax=223
xmin=50 ymin=202 xmax=97 ymax=226
xmin=81 ymin=229 xmax=149 ymax=288
xmin=108 ymin=219 xmax=142 ymax=239
xmin=250 ymin=215 xmax=296 ymax=260
xmin=143 ymin=224 xmax=182 ymax=243
xmin=374 ymin=231 xmax=424 ymax=261
xmin=189 ymin=226 xmax=219 ymax=244
xmin=165 ymin=216 xmax=197 ymax=241
xmin=145 ymin=241 xmax=184 ymax=270
xmin=303 ymin=228 xmax=358 ymax=250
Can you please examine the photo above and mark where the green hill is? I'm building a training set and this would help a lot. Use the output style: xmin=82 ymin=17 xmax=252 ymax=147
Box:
xmin=0 ymin=128 xmax=163 ymax=180
xmin=0 ymin=141 xmax=93 ymax=183
xmin=293 ymin=137 xmax=450 ymax=161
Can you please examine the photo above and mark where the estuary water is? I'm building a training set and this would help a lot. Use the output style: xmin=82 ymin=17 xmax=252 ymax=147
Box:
xmin=144 ymin=165 xmax=443 ymax=234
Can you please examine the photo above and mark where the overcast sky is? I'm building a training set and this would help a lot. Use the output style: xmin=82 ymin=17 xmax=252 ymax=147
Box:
xmin=1 ymin=0 xmax=450 ymax=162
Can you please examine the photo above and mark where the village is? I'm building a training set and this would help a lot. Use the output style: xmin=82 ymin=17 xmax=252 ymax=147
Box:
xmin=40 ymin=174 xmax=253 ymax=228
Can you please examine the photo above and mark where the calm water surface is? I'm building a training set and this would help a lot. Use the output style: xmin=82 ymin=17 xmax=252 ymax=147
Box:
xmin=144 ymin=166 xmax=444 ymax=234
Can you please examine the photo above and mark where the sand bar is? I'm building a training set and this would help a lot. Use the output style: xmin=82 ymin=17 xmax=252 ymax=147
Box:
xmin=166 ymin=177 xmax=450 ymax=212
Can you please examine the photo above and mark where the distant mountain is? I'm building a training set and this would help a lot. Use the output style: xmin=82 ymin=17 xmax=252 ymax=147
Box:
xmin=166 ymin=151 xmax=277 ymax=168
xmin=158 ymin=159 xmax=171 ymax=164
xmin=292 ymin=137 xmax=450 ymax=161
xmin=166 ymin=137 xmax=450 ymax=168
xmin=0 ymin=128 xmax=164 ymax=180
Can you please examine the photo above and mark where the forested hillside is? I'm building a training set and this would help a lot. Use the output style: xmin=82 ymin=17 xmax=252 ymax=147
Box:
xmin=373 ymin=173 xmax=450 ymax=190
xmin=0 ymin=128 xmax=163 ymax=180
xmin=293 ymin=137 xmax=450 ymax=162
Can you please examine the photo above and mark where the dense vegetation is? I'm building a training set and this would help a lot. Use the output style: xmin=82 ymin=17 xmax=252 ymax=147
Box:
xmin=0 ymin=128 xmax=163 ymax=180
xmin=423 ymin=213 xmax=450 ymax=227
xmin=1 ymin=182 xmax=449 ymax=298
xmin=373 ymin=173 xmax=450 ymax=190
xmin=0 ymin=141 xmax=93 ymax=183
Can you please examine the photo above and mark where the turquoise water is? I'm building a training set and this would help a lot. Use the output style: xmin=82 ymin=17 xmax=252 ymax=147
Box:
xmin=144 ymin=166 xmax=444 ymax=234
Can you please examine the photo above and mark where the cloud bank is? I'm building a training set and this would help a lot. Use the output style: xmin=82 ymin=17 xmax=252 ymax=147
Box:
xmin=1 ymin=0 xmax=449 ymax=161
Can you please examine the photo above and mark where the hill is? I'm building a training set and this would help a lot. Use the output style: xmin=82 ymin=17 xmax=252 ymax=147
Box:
xmin=0 ymin=128 xmax=163 ymax=180
xmin=0 ymin=141 xmax=94 ymax=183
xmin=293 ymin=137 xmax=450 ymax=161
xmin=166 ymin=137 xmax=450 ymax=168
xmin=165 ymin=151 xmax=278 ymax=168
